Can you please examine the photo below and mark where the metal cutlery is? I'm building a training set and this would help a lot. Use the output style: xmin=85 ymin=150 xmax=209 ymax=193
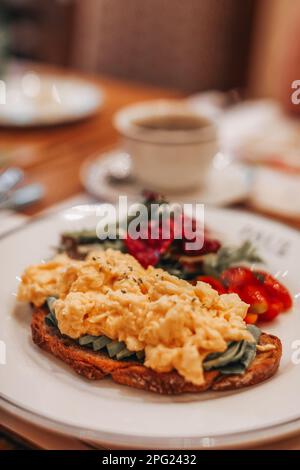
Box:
xmin=0 ymin=167 xmax=24 ymax=200
xmin=0 ymin=183 xmax=45 ymax=210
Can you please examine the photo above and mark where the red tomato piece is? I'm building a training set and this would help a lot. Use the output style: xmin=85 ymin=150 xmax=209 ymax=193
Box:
xmin=124 ymin=237 xmax=160 ymax=268
xmin=254 ymin=271 xmax=292 ymax=311
xmin=245 ymin=313 xmax=258 ymax=325
xmin=179 ymin=216 xmax=221 ymax=255
xmin=258 ymin=299 xmax=284 ymax=322
xmin=221 ymin=267 xmax=255 ymax=291
xmin=239 ymin=284 xmax=269 ymax=314
xmin=124 ymin=218 xmax=175 ymax=268
xmin=196 ymin=276 xmax=227 ymax=294
xmin=183 ymin=238 xmax=221 ymax=256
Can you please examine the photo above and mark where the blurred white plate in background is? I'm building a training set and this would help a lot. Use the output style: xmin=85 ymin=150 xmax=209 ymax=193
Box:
xmin=250 ymin=167 xmax=300 ymax=218
xmin=80 ymin=149 xmax=252 ymax=206
xmin=0 ymin=71 xmax=104 ymax=127
xmin=218 ymin=99 xmax=300 ymax=162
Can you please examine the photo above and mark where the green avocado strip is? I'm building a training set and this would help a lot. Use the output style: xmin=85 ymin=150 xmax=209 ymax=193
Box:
xmin=116 ymin=348 xmax=136 ymax=360
xmin=136 ymin=350 xmax=145 ymax=361
xmin=45 ymin=297 xmax=58 ymax=327
xmin=92 ymin=336 xmax=111 ymax=351
xmin=218 ymin=363 xmax=247 ymax=375
xmin=203 ymin=325 xmax=261 ymax=374
xmin=45 ymin=312 xmax=57 ymax=327
xmin=107 ymin=340 xmax=126 ymax=358
xmin=44 ymin=297 xmax=261 ymax=373
xmin=204 ymin=341 xmax=244 ymax=370
xmin=47 ymin=296 xmax=57 ymax=313
xmin=79 ymin=335 xmax=98 ymax=346
xmin=77 ymin=332 xmax=144 ymax=361
xmin=240 ymin=342 xmax=257 ymax=369
xmin=246 ymin=324 xmax=261 ymax=342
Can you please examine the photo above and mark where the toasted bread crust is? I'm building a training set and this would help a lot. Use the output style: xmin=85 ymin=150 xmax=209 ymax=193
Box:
xmin=31 ymin=308 xmax=282 ymax=395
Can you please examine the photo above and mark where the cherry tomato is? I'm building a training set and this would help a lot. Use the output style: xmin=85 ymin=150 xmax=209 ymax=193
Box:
xmin=245 ymin=313 xmax=258 ymax=324
xmin=254 ymin=271 xmax=292 ymax=311
xmin=239 ymin=284 xmax=269 ymax=314
xmin=221 ymin=267 xmax=255 ymax=291
xmin=259 ymin=299 xmax=284 ymax=322
xmin=196 ymin=276 xmax=227 ymax=294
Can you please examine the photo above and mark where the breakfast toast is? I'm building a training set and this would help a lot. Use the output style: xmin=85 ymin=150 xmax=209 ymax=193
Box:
xmin=32 ymin=308 xmax=282 ymax=395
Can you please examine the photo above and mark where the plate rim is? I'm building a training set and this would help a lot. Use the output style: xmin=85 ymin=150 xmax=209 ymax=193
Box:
xmin=1 ymin=392 xmax=300 ymax=449
xmin=1 ymin=204 xmax=300 ymax=448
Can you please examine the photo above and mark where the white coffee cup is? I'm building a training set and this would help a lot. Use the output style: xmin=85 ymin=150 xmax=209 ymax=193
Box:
xmin=114 ymin=100 xmax=218 ymax=192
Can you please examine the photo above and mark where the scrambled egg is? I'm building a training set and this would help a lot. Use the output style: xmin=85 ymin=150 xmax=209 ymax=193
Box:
xmin=18 ymin=249 xmax=253 ymax=385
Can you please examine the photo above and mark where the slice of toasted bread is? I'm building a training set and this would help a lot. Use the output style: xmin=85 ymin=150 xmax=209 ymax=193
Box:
xmin=31 ymin=308 xmax=282 ymax=395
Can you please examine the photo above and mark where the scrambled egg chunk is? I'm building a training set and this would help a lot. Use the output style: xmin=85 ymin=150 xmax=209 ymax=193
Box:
xmin=18 ymin=249 xmax=252 ymax=385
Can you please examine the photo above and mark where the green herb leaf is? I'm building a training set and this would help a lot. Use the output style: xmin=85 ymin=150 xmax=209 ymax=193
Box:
xmin=202 ymin=240 xmax=263 ymax=277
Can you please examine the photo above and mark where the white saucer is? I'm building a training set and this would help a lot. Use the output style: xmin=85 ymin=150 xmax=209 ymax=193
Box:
xmin=80 ymin=149 xmax=251 ymax=205
xmin=0 ymin=70 xmax=105 ymax=127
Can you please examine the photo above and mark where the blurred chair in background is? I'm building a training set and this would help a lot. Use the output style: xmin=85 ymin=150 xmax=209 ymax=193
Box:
xmin=70 ymin=0 xmax=255 ymax=92
xmin=0 ymin=0 xmax=74 ymax=65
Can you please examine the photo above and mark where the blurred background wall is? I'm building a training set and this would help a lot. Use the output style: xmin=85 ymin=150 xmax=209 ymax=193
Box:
xmin=248 ymin=0 xmax=300 ymax=113
xmin=70 ymin=0 xmax=255 ymax=92
xmin=248 ymin=0 xmax=298 ymax=98
xmin=1 ymin=0 xmax=255 ymax=92
xmin=3 ymin=0 xmax=300 ymax=100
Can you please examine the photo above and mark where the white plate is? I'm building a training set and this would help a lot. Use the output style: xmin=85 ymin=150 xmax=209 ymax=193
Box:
xmin=219 ymin=99 xmax=300 ymax=161
xmin=0 ymin=206 xmax=300 ymax=449
xmin=80 ymin=149 xmax=251 ymax=206
xmin=250 ymin=167 xmax=300 ymax=218
xmin=0 ymin=71 xmax=104 ymax=127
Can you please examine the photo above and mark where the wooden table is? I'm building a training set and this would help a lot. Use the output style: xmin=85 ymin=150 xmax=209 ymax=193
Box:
xmin=0 ymin=63 xmax=299 ymax=450
xmin=0 ymin=62 xmax=182 ymax=217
